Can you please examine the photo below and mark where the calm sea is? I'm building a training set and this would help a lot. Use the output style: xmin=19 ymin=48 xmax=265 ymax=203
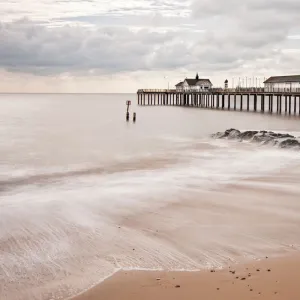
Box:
xmin=1 ymin=93 xmax=300 ymax=300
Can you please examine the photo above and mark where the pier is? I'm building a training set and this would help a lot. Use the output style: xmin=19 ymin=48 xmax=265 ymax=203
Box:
xmin=137 ymin=90 xmax=300 ymax=116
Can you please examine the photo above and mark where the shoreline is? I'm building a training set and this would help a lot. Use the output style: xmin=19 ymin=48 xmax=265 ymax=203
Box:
xmin=73 ymin=252 xmax=300 ymax=300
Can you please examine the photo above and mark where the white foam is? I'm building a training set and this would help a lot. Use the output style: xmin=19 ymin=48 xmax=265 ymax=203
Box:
xmin=1 ymin=138 xmax=300 ymax=300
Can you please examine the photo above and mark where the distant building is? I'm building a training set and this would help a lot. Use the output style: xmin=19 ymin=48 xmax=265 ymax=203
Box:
xmin=224 ymin=79 xmax=229 ymax=90
xmin=264 ymin=75 xmax=300 ymax=92
xmin=175 ymin=75 xmax=213 ymax=92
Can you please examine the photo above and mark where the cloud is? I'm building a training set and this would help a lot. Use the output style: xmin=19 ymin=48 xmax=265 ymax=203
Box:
xmin=0 ymin=0 xmax=300 ymax=90
xmin=0 ymin=18 xmax=199 ymax=75
xmin=190 ymin=0 xmax=300 ymax=74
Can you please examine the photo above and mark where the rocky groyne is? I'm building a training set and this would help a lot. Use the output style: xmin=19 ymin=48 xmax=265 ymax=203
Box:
xmin=212 ymin=129 xmax=300 ymax=150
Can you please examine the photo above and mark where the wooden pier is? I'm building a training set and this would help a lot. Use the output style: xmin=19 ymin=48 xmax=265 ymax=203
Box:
xmin=137 ymin=89 xmax=300 ymax=116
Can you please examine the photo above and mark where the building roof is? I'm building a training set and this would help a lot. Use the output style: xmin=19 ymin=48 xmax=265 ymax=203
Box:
xmin=264 ymin=75 xmax=300 ymax=84
xmin=175 ymin=81 xmax=183 ymax=86
xmin=197 ymin=79 xmax=212 ymax=85
xmin=185 ymin=78 xmax=199 ymax=86
xmin=184 ymin=78 xmax=212 ymax=86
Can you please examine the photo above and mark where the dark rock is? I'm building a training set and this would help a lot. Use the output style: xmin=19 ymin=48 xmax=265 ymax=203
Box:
xmin=175 ymin=285 xmax=181 ymax=288
xmin=212 ymin=132 xmax=226 ymax=139
xmin=241 ymin=277 xmax=246 ymax=280
xmin=212 ymin=129 xmax=300 ymax=152
xmin=279 ymin=139 xmax=300 ymax=149
xmin=227 ymin=129 xmax=241 ymax=139
xmin=239 ymin=131 xmax=258 ymax=140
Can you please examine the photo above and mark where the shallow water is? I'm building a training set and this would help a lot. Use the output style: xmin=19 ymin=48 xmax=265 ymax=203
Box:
xmin=1 ymin=94 xmax=300 ymax=300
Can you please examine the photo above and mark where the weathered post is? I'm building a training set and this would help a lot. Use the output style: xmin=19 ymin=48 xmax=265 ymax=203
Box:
xmin=285 ymin=95 xmax=287 ymax=113
xmin=222 ymin=94 xmax=225 ymax=109
xmin=289 ymin=95 xmax=292 ymax=115
xmin=247 ymin=94 xmax=250 ymax=111
xmin=254 ymin=94 xmax=257 ymax=112
xmin=279 ymin=95 xmax=282 ymax=114
xmin=126 ymin=100 xmax=131 ymax=121
xmin=228 ymin=94 xmax=231 ymax=110
xmin=240 ymin=94 xmax=243 ymax=111
xmin=234 ymin=94 xmax=236 ymax=110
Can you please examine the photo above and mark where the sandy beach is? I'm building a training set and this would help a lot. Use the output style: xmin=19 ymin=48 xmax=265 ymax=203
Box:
xmin=74 ymin=254 xmax=300 ymax=300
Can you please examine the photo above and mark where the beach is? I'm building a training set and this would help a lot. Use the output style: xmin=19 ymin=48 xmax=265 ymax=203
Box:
xmin=1 ymin=94 xmax=300 ymax=300
xmin=74 ymin=254 xmax=300 ymax=300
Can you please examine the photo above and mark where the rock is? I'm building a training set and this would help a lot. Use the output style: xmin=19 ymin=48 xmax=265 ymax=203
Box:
xmin=267 ymin=269 xmax=271 ymax=272
xmin=156 ymin=278 xmax=161 ymax=281
xmin=227 ymin=129 xmax=241 ymax=139
xmin=175 ymin=285 xmax=181 ymax=288
xmin=212 ymin=132 xmax=226 ymax=139
xmin=241 ymin=277 xmax=246 ymax=280
xmin=252 ymin=132 xmax=273 ymax=144
xmin=239 ymin=131 xmax=258 ymax=140
xmin=279 ymin=139 xmax=300 ymax=149
xmin=212 ymin=129 xmax=300 ymax=152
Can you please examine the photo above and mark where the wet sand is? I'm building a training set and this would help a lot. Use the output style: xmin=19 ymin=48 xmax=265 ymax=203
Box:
xmin=74 ymin=253 xmax=300 ymax=300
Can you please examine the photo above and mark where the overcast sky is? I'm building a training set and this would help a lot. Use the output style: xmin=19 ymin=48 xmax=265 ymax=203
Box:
xmin=0 ymin=0 xmax=300 ymax=92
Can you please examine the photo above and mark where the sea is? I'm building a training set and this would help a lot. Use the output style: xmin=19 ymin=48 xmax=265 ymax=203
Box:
xmin=1 ymin=93 xmax=300 ymax=300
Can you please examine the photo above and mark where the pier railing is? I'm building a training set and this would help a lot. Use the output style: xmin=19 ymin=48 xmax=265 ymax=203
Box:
xmin=136 ymin=89 xmax=300 ymax=116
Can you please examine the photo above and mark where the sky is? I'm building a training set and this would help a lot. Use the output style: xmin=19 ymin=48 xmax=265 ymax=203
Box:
xmin=0 ymin=0 xmax=300 ymax=93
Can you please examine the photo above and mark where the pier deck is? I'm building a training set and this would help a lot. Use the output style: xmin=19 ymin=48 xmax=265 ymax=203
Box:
xmin=137 ymin=89 xmax=300 ymax=116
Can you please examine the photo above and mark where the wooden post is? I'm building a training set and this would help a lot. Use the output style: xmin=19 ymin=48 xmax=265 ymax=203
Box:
xmin=228 ymin=94 xmax=230 ymax=110
xmin=222 ymin=94 xmax=225 ymax=109
xmin=234 ymin=94 xmax=236 ymax=110
xmin=289 ymin=95 xmax=292 ymax=115
xmin=247 ymin=94 xmax=250 ymax=111
xmin=261 ymin=95 xmax=264 ymax=112
xmin=254 ymin=94 xmax=257 ymax=112
xmin=285 ymin=95 xmax=287 ymax=113
xmin=240 ymin=94 xmax=243 ymax=111
xmin=279 ymin=95 xmax=282 ymax=114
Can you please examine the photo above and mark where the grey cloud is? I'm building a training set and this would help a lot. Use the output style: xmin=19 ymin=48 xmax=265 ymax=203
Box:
xmin=0 ymin=18 xmax=196 ymax=75
xmin=189 ymin=0 xmax=300 ymax=73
